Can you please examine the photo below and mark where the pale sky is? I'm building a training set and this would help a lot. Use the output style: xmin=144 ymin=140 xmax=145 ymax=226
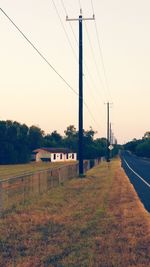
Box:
xmin=1 ymin=0 xmax=150 ymax=144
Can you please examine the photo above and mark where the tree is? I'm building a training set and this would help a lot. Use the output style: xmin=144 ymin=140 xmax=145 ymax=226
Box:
xmin=94 ymin=138 xmax=107 ymax=157
xmin=82 ymin=127 xmax=96 ymax=159
xmin=16 ymin=124 xmax=30 ymax=163
xmin=124 ymin=139 xmax=142 ymax=154
xmin=64 ymin=125 xmax=109 ymax=159
xmin=64 ymin=125 xmax=77 ymax=138
xmin=44 ymin=130 xmax=63 ymax=147
xmin=0 ymin=120 xmax=31 ymax=164
xmin=28 ymin=126 xmax=44 ymax=151
xmin=143 ymin=131 xmax=150 ymax=139
xmin=124 ymin=133 xmax=150 ymax=158
xmin=64 ymin=125 xmax=78 ymax=151
xmin=0 ymin=120 xmax=119 ymax=164
xmin=136 ymin=140 xmax=150 ymax=157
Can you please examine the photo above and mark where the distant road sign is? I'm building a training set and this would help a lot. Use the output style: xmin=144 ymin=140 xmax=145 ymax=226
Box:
xmin=109 ymin=145 xmax=114 ymax=150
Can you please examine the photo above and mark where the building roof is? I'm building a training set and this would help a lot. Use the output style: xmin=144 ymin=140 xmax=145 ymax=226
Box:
xmin=33 ymin=147 xmax=74 ymax=154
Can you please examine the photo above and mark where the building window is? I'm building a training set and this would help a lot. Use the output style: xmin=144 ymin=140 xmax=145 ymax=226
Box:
xmin=60 ymin=154 xmax=62 ymax=160
xmin=53 ymin=154 xmax=56 ymax=160
xmin=66 ymin=154 xmax=68 ymax=159
xmin=72 ymin=154 xmax=74 ymax=159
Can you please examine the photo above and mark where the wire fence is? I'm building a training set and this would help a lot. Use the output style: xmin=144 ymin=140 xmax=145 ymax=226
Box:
xmin=0 ymin=159 xmax=100 ymax=213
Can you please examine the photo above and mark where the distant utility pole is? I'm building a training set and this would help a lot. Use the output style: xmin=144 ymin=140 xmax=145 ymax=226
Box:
xmin=105 ymin=102 xmax=113 ymax=161
xmin=66 ymin=10 xmax=95 ymax=176
xmin=110 ymin=122 xmax=112 ymax=145
xmin=107 ymin=102 xmax=110 ymax=162
xmin=109 ymin=122 xmax=112 ymax=158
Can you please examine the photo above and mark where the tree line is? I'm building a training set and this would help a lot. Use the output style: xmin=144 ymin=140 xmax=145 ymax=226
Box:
xmin=124 ymin=131 xmax=150 ymax=158
xmin=0 ymin=120 xmax=119 ymax=164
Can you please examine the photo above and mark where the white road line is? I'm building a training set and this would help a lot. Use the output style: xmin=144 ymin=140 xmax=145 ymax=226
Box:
xmin=123 ymin=158 xmax=150 ymax=188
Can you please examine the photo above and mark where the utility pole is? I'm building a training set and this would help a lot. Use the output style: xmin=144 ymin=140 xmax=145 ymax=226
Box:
xmin=110 ymin=122 xmax=112 ymax=145
xmin=66 ymin=11 xmax=95 ymax=176
xmin=105 ymin=102 xmax=113 ymax=161
xmin=109 ymin=122 xmax=112 ymax=159
xmin=107 ymin=102 xmax=110 ymax=162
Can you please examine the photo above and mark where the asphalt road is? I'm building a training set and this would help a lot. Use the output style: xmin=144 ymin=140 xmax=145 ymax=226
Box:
xmin=121 ymin=151 xmax=150 ymax=212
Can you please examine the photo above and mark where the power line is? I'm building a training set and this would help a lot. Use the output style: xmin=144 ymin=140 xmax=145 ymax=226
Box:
xmin=0 ymin=8 xmax=78 ymax=97
xmin=52 ymin=0 xmax=99 ymax=113
xmin=94 ymin=21 xmax=112 ymax=100
xmin=59 ymin=1 xmax=104 ymax=121
xmin=84 ymin=21 xmax=108 ymax=102
xmin=51 ymin=0 xmax=77 ymax=61
xmin=59 ymin=0 xmax=106 ymax=108
xmin=50 ymin=2 xmax=101 ymax=126
xmin=90 ymin=0 xmax=113 ymax=102
xmin=0 ymin=8 xmax=99 ymax=127
xmin=60 ymin=0 xmax=68 ymax=15
xmin=60 ymin=0 xmax=78 ymax=51
xmin=76 ymin=0 xmax=107 ymax=103
xmin=61 ymin=0 xmax=106 ymax=105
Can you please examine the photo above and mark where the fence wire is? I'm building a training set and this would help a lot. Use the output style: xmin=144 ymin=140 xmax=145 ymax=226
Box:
xmin=0 ymin=159 xmax=100 ymax=213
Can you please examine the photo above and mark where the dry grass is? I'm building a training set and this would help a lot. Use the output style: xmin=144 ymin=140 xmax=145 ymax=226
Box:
xmin=0 ymin=161 xmax=77 ymax=181
xmin=0 ymin=159 xmax=150 ymax=266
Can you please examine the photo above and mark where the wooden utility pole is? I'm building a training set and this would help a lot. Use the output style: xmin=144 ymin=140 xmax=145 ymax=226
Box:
xmin=66 ymin=11 xmax=94 ymax=176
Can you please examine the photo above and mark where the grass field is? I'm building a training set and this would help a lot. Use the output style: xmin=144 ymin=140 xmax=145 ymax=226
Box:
xmin=0 ymin=158 xmax=150 ymax=266
xmin=0 ymin=161 xmax=77 ymax=181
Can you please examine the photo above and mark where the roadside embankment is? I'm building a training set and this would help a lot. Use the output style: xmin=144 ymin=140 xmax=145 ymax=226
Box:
xmin=0 ymin=158 xmax=150 ymax=266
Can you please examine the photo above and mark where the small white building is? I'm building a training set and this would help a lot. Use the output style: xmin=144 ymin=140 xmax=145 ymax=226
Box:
xmin=31 ymin=148 xmax=77 ymax=162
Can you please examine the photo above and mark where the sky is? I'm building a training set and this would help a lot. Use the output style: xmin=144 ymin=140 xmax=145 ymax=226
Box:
xmin=1 ymin=0 xmax=150 ymax=144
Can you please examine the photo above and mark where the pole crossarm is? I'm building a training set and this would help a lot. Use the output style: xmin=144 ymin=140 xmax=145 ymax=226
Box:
xmin=66 ymin=15 xmax=95 ymax=21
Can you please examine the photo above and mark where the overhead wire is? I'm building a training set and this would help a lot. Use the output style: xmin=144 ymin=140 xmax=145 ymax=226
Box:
xmin=90 ymin=0 xmax=114 ymax=137
xmin=75 ymin=0 xmax=106 ymax=128
xmin=58 ymin=0 xmax=103 ymax=127
xmin=55 ymin=0 xmax=102 ymax=127
xmin=60 ymin=0 xmax=106 ymax=108
xmin=51 ymin=0 xmax=77 ymax=61
xmin=61 ymin=0 xmax=78 ymax=43
xmin=90 ymin=0 xmax=113 ymax=102
xmin=84 ymin=21 xmax=108 ymax=102
xmin=75 ymin=0 xmax=107 ymax=105
xmin=60 ymin=0 xmax=78 ymax=51
xmin=0 ymin=7 xmax=99 ymax=127
xmin=76 ymin=1 xmax=105 ymax=134
xmin=50 ymin=1 xmax=99 ymax=126
xmin=60 ymin=0 xmax=67 ymax=15
xmin=0 ymin=8 xmax=78 ymax=96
